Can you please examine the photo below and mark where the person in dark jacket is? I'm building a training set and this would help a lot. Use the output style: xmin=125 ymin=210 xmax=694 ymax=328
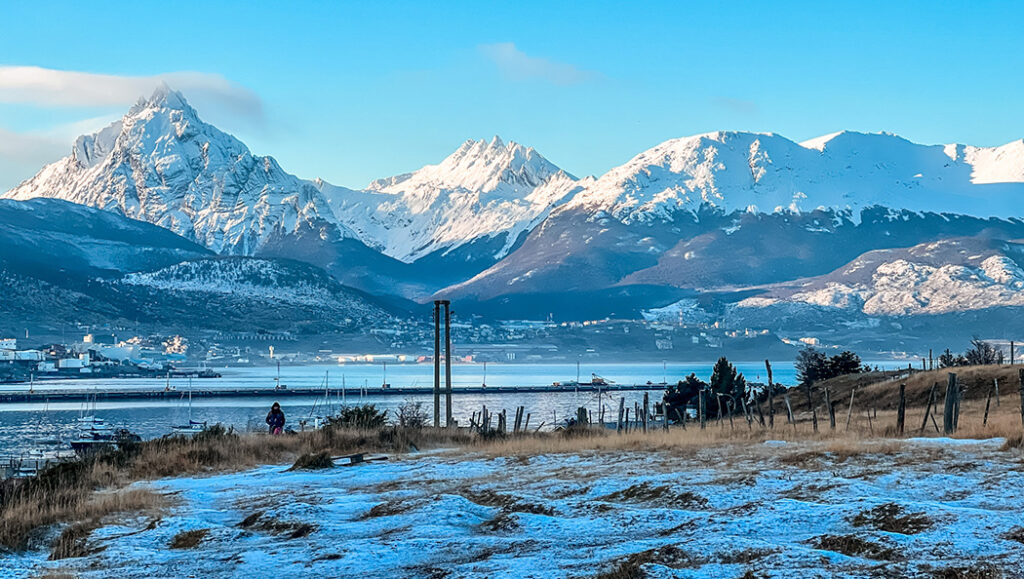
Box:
xmin=266 ymin=402 xmax=285 ymax=435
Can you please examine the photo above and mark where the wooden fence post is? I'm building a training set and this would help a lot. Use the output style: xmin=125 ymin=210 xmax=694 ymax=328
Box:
xmin=953 ymin=378 xmax=962 ymax=432
xmin=642 ymin=392 xmax=649 ymax=433
xmin=766 ymin=360 xmax=775 ymax=429
xmin=617 ymin=397 xmax=625 ymax=433
xmin=824 ymin=387 xmax=836 ymax=430
xmin=995 ymin=378 xmax=1001 ymax=407
xmin=983 ymin=381 xmax=994 ymax=427
xmin=845 ymin=388 xmax=856 ymax=431
xmin=943 ymin=373 xmax=957 ymax=435
xmin=699 ymin=389 xmax=706 ymax=430
xmin=896 ymin=384 xmax=906 ymax=435
xmin=1018 ymin=368 xmax=1024 ymax=428
xmin=754 ymin=396 xmax=766 ymax=428
xmin=783 ymin=392 xmax=796 ymax=431
xmin=920 ymin=382 xmax=937 ymax=434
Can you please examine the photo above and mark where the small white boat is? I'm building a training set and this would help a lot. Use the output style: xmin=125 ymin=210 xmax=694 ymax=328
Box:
xmin=170 ymin=378 xmax=206 ymax=435
xmin=170 ymin=420 xmax=207 ymax=435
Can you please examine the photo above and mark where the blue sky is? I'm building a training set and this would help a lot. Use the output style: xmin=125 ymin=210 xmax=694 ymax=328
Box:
xmin=1 ymin=0 xmax=1022 ymax=191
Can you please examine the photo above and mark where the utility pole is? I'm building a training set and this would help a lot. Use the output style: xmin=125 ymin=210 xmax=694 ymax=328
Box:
xmin=433 ymin=301 xmax=441 ymax=427
xmin=443 ymin=300 xmax=453 ymax=427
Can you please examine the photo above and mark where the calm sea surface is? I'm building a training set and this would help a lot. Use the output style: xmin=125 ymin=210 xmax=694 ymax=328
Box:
xmin=0 ymin=360 xmax=900 ymax=456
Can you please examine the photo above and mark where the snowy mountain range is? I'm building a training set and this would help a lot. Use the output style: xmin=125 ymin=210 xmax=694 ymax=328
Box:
xmin=317 ymin=137 xmax=580 ymax=262
xmin=559 ymin=130 xmax=1024 ymax=221
xmin=6 ymin=86 xmax=1024 ymax=335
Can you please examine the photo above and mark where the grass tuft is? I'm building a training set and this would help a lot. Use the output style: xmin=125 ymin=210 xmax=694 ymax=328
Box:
xmin=850 ymin=503 xmax=932 ymax=534
xmin=287 ymin=451 xmax=334 ymax=471
xmin=594 ymin=545 xmax=694 ymax=579
xmin=813 ymin=534 xmax=896 ymax=560
xmin=169 ymin=528 xmax=209 ymax=549
xmin=600 ymin=482 xmax=708 ymax=509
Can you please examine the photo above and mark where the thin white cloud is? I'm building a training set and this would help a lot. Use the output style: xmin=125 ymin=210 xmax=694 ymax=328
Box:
xmin=479 ymin=43 xmax=596 ymax=85
xmin=712 ymin=96 xmax=759 ymax=116
xmin=0 ymin=126 xmax=67 ymax=191
xmin=0 ymin=66 xmax=263 ymax=120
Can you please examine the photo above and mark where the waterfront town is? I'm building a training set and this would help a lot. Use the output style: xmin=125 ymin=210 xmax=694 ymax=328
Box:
xmin=0 ymin=313 xmax=813 ymax=384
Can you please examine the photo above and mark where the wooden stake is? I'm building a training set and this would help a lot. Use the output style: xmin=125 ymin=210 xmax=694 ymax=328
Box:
xmin=766 ymin=360 xmax=775 ymax=429
xmin=824 ymin=387 xmax=836 ymax=430
xmin=845 ymin=388 xmax=856 ymax=432
xmin=920 ymin=382 xmax=937 ymax=434
xmin=754 ymin=397 xmax=766 ymax=428
xmin=617 ymin=397 xmax=625 ymax=433
xmin=896 ymin=384 xmax=906 ymax=435
xmin=642 ymin=392 xmax=649 ymax=433
xmin=1018 ymin=368 xmax=1024 ymax=428
xmin=805 ymin=382 xmax=818 ymax=433
xmin=995 ymin=377 xmax=1001 ymax=407
xmin=942 ymin=373 xmax=957 ymax=435
xmin=952 ymin=378 xmax=961 ymax=432
xmin=783 ymin=392 xmax=796 ymax=431
xmin=983 ymin=381 xmax=994 ymax=427
xmin=699 ymin=389 xmax=706 ymax=430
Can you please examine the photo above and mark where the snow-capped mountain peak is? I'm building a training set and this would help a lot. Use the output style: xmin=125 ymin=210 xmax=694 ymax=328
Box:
xmin=4 ymin=86 xmax=345 ymax=255
xmin=368 ymin=136 xmax=573 ymax=196
xmin=560 ymin=130 xmax=1024 ymax=223
xmin=321 ymin=137 xmax=581 ymax=262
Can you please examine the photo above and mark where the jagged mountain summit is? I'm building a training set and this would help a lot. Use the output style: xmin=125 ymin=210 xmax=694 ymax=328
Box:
xmin=560 ymin=130 xmax=1024 ymax=222
xmin=4 ymin=85 xmax=350 ymax=255
xmin=316 ymin=136 xmax=581 ymax=262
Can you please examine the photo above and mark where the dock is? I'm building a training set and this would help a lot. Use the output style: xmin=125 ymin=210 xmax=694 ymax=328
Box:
xmin=0 ymin=383 xmax=668 ymax=403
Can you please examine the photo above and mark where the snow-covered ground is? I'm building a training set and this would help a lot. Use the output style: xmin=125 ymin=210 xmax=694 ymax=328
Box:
xmin=7 ymin=438 xmax=1024 ymax=578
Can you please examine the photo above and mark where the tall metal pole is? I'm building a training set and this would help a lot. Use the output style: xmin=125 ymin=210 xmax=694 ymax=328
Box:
xmin=444 ymin=300 xmax=453 ymax=427
xmin=433 ymin=301 xmax=441 ymax=427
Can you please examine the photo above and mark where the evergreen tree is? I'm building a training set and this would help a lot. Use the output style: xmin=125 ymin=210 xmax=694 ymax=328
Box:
xmin=663 ymin=373 xmax=705 ymax=422
xmin=709 ymin=356 xmax=747 ymax=412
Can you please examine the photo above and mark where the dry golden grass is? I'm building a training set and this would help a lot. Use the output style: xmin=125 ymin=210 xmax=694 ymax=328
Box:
xmin=0 ymin=424 xmax=472 ymax=553
xmin=796 ymin=365 xmax=1023 ymax=413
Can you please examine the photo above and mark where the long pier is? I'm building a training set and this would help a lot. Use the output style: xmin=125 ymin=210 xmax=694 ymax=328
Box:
xmin=0 ymin=383 xmax=668 ymax=403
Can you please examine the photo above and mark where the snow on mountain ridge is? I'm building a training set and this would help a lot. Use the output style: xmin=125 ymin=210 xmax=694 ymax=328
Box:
xmin=560 ymin=130 xmax=1024 ymax=224
xmin=733 ymin=239 xmax=1024 ymax=316
xmin=319 ymin=136 xmax=582 ymax=262
xmin=3 ymin=87 xmax=350 ymax=254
